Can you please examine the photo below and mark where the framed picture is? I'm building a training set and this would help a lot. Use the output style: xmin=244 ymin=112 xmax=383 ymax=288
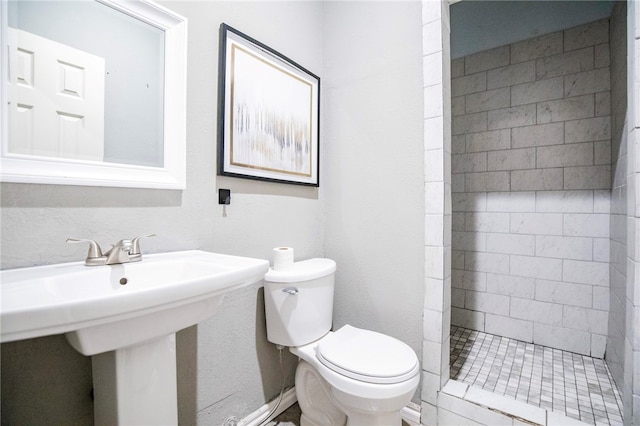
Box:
xmin=217 ymin=24 xmax=320 ymax=186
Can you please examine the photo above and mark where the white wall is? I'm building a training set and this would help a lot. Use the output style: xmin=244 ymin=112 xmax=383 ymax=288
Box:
xmin=0 ymin=1 xmax=323 ymax=424
xmin=322 ymin=0 xmax=425 ymax=402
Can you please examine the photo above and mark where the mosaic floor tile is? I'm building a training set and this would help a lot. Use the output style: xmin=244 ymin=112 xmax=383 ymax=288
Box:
xmin=450 ymin=326 xmax=624 ymax=426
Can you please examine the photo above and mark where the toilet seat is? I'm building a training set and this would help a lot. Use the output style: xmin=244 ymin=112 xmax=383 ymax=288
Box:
xmin=315 ymin=325 xmax=419 ymax=384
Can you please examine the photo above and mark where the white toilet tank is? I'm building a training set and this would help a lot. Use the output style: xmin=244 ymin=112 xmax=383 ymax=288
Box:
xmin=263 ymin=258 xmax=336 ymax=347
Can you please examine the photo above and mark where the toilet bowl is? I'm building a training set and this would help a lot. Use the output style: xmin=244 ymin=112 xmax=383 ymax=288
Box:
xmin=263 ymin=259 xmax=419 ymax=426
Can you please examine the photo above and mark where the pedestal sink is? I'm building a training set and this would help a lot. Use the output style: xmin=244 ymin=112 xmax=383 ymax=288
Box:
xmin=0 ymin=250 xmax=269 ymax=425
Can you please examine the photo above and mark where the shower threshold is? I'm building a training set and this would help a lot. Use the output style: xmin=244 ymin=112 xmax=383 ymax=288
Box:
xmin=449 ymin=326 xmax=623 ymax=426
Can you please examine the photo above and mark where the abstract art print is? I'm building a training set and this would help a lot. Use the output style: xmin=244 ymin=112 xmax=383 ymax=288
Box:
xmin=218 ymin=24 xmax=320 ymax=186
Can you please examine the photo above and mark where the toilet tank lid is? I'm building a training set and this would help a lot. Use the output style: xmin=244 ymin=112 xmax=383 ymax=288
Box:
xmin=265 ymin=258 xmax=336 ymax=283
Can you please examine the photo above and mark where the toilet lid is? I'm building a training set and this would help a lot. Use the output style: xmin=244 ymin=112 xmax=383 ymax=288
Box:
xmin=316 ymin=325 xmax=419 ymax=384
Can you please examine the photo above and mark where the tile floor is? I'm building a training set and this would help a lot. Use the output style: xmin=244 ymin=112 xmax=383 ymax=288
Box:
xmin=450 ymin=326 xmax=624 ymax=426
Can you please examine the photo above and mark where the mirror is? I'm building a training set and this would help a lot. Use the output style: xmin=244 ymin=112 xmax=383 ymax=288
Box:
xmin=0 ymin=0 xmax=187 ymax=189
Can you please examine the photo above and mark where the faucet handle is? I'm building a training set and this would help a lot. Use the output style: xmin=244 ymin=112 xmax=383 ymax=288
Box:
xmin=131 ymin=234 xmax=156 ymax=255
xmin=66 ymin=238 xmax=103 ymax=259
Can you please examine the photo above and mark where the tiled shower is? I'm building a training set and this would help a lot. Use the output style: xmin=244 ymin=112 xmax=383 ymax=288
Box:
xmin=447 ymin=2 xmax=635 ymax=425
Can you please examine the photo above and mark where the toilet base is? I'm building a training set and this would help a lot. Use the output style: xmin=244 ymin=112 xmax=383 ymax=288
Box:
xmin=295 ymin=360 xmax=410 ymax=426
xmin=296 ymin=361 xmax=347 ymax=426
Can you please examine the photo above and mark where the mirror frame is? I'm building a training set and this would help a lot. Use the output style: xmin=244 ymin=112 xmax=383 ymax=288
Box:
xmin=0 ymin=0 xmax=187 ymax=189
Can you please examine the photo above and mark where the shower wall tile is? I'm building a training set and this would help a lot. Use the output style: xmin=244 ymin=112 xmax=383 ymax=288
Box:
xmin=510 ymin=255 xmax=563 ymax=280
xmin=565 ymin=116 xmax=611 ymax=143
xmin=452 ymin=306 xmax=485 ymax=330
xmin=451 ymin=173 xmax=465 ymax=192
xmin=452 ymin=135 xmax=465 ymax=154
xmin=511 ymin=168 xmax=563 ymax=191
xmin=451 ymin=95 xmax=465 ymax=116
xmin=564 ymin=68 xmax=611 ymax=97
xmin=510 ymin=77 xmax=564 ymax=106
xmin=486 ymin=191 xmax=536 ymax=212
xmin=563 ymin=213 xmax=610 ymax=237
xmin=487 ymin=104 xmax=536 ymax=129
xmin=464 ymin=252 xmax=510 ymax=274
xmin=465 ymin=88 xmax=510 ymax=114
xmin=452 ymin=231 xmax=487 ymax=252
xmin=534 ymin=235 xmax=593 ymax=260
xmin=487 ymin=61 xmax=536 ymax=90
xmin=452 ymin=192 xmax=487 ymax=212
xmin=533 ymin=323 xmax=591 ymax=355
xmin=510 ymin=213 xmax=563 ymax=235
xmin=563 ymin=259 xmax=609 ymax=286
xmin=464 ymin=45 xmax=510 ymax=75
xmin=536 ymin=142 xmax=594 ymax=168
xmin=510 ymin=297 xmax=563 ymax=326
xmin=450 ymin=19 xmax=613 ymax=354
xmin=464 ymin=212 xmax=510 ymax=233
xmin=464 ymin=171 xmax=510 ymax=192
xmin=487 ymin=148 xmax=536 ymax=171
xmin=452 ymin=152 xmax=487 ymax=173
xmin=466 ymin=129 xmax=510 ymax=153
xmin=536 ymin=190 xmax=594 ymax=213
xmin=451 ymin=57 xmax=464 ymax=78
xmin=563 ymin=19 xmax=609 ymax=52
xmin=486 ymin=273 xmax=535 ymax=298
xmin=451 ymin=72 xmax=486 ymax=97
xmin=424 ymin=52 xmax=445 ymax=88
xmin=595 ymin=92 xmax=611 ymax=116
xmin=465 ymin=291 xmax=510 ymax=316
xmin=593 ymin=238 xmax=610 ymax=262
xmin=486 ymin=233 xmax=535 ymax=256
xmin=536 ymin=47 xmax=594 ymax=79
xmin=510 ymin=31 xmax=563 ymax=64
xmin=595 ymin=141 xmax=612 ymax=165
xmin=485 ymin=313 xmax=533 ymax=342
xmin=452 ymin=111 xmax=487 ymax=135
xmin=562 ymin=305 xmax=608 ymax=334
xmin=535 ymin=279 xmax=593 ymax=308
xmin=564 ymin=165 xmax=611 ymax=190
xmin=537 ymin=94 xmax=595 ymax=124
xmin=511 ymin=122 xmax=564 ymax=148
xmin=452 ymin=269 xmax=487 ymax=291
xmin=594 ymin=43 xmax=610 ymax=68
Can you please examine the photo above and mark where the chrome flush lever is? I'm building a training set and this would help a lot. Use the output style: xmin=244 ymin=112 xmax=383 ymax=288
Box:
xmin=282 ymin=287 xmax=299 ymax=295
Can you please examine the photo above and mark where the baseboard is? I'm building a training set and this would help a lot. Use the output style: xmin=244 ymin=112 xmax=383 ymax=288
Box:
xmin=238 ymin=387 xmax=422 ymax=426
xmin=401 ymin=401 xmax=422 ymax=425
xmin=238 ymin=387 xmax=297 ymax=426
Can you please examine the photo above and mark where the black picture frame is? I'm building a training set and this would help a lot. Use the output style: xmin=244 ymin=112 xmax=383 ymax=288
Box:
xmin=217 ymin=24 xmax=320 ymax=186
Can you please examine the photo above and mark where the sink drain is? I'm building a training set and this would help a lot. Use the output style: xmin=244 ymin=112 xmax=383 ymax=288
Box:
xmin=119 ymin=277 xmax=128 ymax=285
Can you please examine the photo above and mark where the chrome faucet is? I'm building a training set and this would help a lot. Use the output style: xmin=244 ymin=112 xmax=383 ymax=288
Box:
xmin=67 ymin=234 xmax=156 ymax=266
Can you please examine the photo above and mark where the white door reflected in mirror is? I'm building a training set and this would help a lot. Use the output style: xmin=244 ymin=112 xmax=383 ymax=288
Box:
xmin=9 ymin=28 xmax=106 ymax=162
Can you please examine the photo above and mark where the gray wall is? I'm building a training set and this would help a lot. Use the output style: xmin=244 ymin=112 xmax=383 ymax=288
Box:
xmin=322 ymin=0 xmax=425 ymax=403
xmin=1 ymin=0 xmax=428 ymax=422
xmin=1 ymin=1 xmax=323 ymax=424
xmin=450 ymin=19 xmax=612 ymax=356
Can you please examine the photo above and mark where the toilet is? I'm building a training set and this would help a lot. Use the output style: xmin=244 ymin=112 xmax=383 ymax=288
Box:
xmin=263 ymin=258 xmax=419 ymax=426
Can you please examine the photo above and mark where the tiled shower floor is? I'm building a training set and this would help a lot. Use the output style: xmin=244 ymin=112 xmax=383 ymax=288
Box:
xmin=450 ymin=326 xmax=624 ymax=426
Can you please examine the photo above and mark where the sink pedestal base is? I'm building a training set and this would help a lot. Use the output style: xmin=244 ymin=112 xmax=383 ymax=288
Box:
xmin=92 ymin=334 xmax=178 ymax=426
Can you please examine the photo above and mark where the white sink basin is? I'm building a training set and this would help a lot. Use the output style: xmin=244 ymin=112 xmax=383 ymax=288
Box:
xmin=1 ymin=249 xmax=269 ymax=425
xmin=1 ymin=250 xmax=269 ymax=353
